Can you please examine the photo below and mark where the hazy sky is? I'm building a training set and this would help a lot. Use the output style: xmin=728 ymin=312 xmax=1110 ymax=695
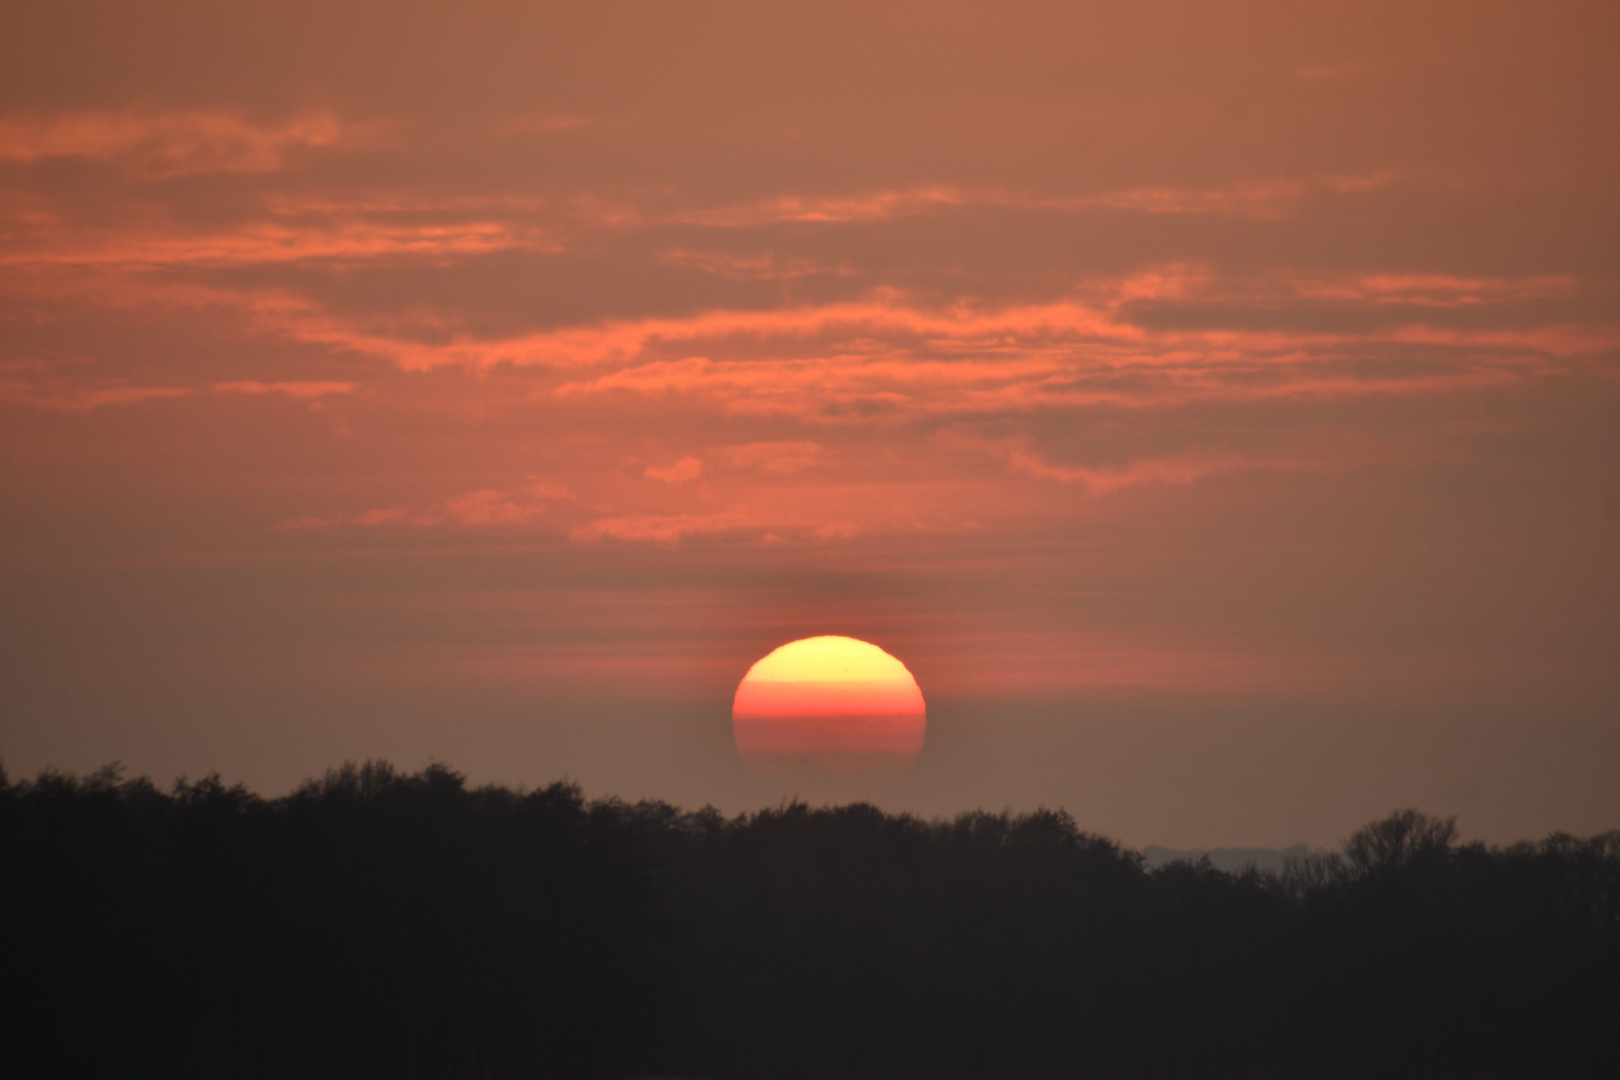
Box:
xmin=3 ymin=0 xmax=1617 ymax=846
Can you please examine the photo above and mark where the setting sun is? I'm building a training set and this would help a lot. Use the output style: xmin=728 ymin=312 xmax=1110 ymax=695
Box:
xmin=732 ymin=636 xmax=926 ymax=773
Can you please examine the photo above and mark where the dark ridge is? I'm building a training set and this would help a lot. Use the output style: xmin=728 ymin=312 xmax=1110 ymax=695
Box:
xmin=1140 ymin=843 xmax=1319 ymax=874
xmin=3 ymin=761 xmax=1615 ymax=1079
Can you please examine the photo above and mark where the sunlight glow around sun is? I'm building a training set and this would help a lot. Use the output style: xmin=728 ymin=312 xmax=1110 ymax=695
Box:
xmin=732 ymin=636 xmax=926 ymax=773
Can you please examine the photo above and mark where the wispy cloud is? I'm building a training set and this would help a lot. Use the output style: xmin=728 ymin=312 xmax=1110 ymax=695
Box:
xmin=11 ymin=252 xmax=1607 ymax=449
xmin=0 ymin=380 xmax=192 ymax=412
xmin=1296 ymin=274 xmax=1580 ymax=307
xmin=277 ymin=478 xmax=575 ymax=532
xmin=999 ymin=447 xmax=1258 ymax=493
xmin=717 ymin=442 xmax=825 ymax=474
xmin=668 ymin=174 xmax=1398 ymax=228
xmin=644 ymin=456 xmax=703 ymax=484
xmin=1 ymin=220 xmax=551 ymax=269
xmin=568 ymin=509 xmax=873 ymax=546
xmin=0 ymin=109 xmax=352 ymax=177
xmin=214 ymin=380 xmax=355 ymax=399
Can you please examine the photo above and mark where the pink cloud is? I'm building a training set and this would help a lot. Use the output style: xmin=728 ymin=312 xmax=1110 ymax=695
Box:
xmin=414 ymin=297 xmax=1132 ymax=373
xmin=570 ymin=511 xmax=752 ymax=545
xmin=16 ymin=269 xmax=1589 ymax=437
xmin=564 ymin=476 xmax=987 ymax=547
xmin=672 ymin=187 xmax=973 ymax=227
xmin=1295 ymin=274 xmax=1580 ymax=307
xmin=655 ymin=249 xmax=850 ymax=281
xmin=12 ymin=262 xmax=1602 ymax=443
xmin=569 ymin=508 xmax=869 ymax=546
xmin=277 ymin=480 xmax=579 ymax=533
xmin=0 ymin=109 xmax=350 ymax=177
xmin=214 ymin=381 xmax=355 ymax=399
xmin=0 ymin=380 xmax=191 ymax=412
xmin=440 ymin=489 xmax=541 ymax=527
xmin=523 ymin=476 xmax=576 ymax=501
xmin=2 ymin=221 xmax=549 ymax=270
xmin=1002 ymin=447 xmax=1264 ymax=493
xmin=245 ymin=277 xmax=1591 ymax=418
xmin=644 ymin=456 xmax=703 ymax=484
xmin=352 ymin=506 xmax=411 ymax=527
xmin=668 ymin=174 xmax=1398 ymax=228
xmin=718 ymin=442 xmax=825 ymax=474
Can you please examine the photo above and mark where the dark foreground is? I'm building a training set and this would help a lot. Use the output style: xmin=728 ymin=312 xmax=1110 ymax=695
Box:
xmin=3 ymin=762 xmax=1616 ymax=1079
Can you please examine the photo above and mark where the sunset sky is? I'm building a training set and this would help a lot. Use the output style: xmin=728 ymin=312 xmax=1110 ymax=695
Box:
xmin=2 ymin=0 xmax=1616 ymax=846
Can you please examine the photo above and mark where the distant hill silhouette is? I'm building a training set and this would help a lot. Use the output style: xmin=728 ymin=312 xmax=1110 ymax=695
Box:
xmin=2 ymin=760 xmax=1615 ymax=1079
xmin=1140 ymin=843 xmax=1319 ymax=874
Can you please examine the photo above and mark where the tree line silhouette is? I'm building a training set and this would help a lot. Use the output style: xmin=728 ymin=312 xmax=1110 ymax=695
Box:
xmin=2 ymin=760 xmax=1616 ymax=1078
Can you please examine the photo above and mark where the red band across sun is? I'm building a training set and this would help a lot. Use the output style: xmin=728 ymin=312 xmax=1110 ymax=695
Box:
xmin=732 ymin=636 xmax=926 ymax=773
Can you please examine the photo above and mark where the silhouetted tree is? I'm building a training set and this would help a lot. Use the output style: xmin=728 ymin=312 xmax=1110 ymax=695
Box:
xmin=2 ymin=767 xmax=1615 ymax=1080
xmin=1344 ymin=808 xmax=1458 ymax=874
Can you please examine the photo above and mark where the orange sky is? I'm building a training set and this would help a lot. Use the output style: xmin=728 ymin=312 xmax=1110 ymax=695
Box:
xmin=2 ymin=1 xmax=1617 ymax=845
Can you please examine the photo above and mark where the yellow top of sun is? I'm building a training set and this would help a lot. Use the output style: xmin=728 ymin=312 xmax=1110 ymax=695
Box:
xmin=743 ymin=635 xmax=916 ymax=684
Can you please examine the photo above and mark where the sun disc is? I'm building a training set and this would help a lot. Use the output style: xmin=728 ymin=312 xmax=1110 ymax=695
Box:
xmin=732 ymin=636 xmax=926 ymax=773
